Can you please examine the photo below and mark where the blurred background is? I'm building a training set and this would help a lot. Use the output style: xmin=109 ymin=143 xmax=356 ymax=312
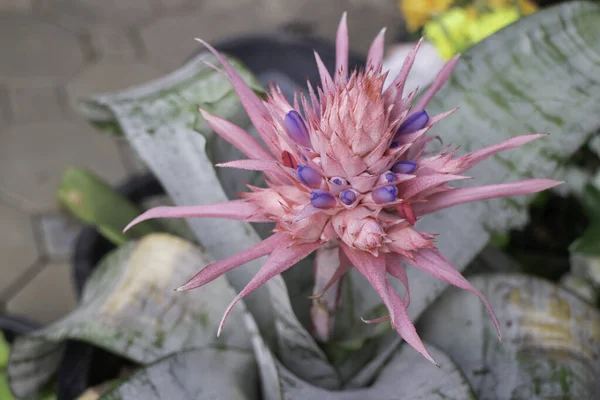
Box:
xmin=0 ymin=0 xmax=583 ymax=330
xmin=0 ymin=0 xmax=409 ymax=325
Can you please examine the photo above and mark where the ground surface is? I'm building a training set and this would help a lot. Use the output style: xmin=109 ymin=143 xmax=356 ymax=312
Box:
xmin=0 ymin=0 xmax=403 ymax=324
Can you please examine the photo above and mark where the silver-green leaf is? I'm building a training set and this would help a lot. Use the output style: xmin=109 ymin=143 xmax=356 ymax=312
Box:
xmin=348 ymin=2 xmax=600 ymax=385
xmin=7 ymin=234 xmax=254 ymax=399
xmin=418 ymin=273 xmax=600 ymax=400
xmin=275 ymin=342 xmax=474 ymax=400
xmin=101 ymin=348 xmax=257 ymax=400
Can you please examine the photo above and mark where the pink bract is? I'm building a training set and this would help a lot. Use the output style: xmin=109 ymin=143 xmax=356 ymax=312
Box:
xmin=125 ymin=13 xmax=561 ymax=364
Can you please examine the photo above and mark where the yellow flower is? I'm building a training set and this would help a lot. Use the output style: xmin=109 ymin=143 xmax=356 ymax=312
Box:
xmin=467 ymin=7 xmax=521 ymax=43
xmin=488 ymin=0 xmax=538 ymax=14
xmin=400 ymin=0 xmax=455 ymax=31
xmin=466 ymin=6 xmax=479 ymax=22
xmin=423 ymin=8 xmax=472 ymax=60
xmin=425 ymin=3 xmax=536 ymax=60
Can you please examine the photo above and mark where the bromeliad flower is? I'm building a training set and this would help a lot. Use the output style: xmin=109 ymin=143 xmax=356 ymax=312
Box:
xmin=124 ymin=13 xmax=561 ymax=363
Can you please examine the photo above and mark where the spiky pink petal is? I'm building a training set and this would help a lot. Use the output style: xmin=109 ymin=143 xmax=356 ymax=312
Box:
xmin=386 ymin=282 xmax=438 ymax=365
xmin=177 ymin=233 xmax=289 ymax=291
xmin=457 ymin=133 xmax=546 ymax=172
xmin=414 ymin=54 xmax=460 ymax=111
xmin=361 ymin=315 xmax=391 ymax=324
xmin=367 ymin=27 xmax=386 ymax=70
xmin=386 ymin=255 xmax=410 ymax=306
xmin=408 ymin=248 xmax=502 ymax=341
xmin=293 ymin=204 xmax=323 ymax=222
xmin=311 ymin=243 xmax=344 ymax=341
xmin=123 ymin=200 xmax=268 ymax=232
xmin=199 ymin=109 xmax=273 ymax=161
xmin=340 ymin=244 xmax=396 ymax=325
xmin=310 ymin=248 xmax=352 ymax=299
xmin=195 ymin=38 xmax=280 ymax=155
xmin=385 ymin=38 xmax=423 ymax=111
xmin=217 ymin=159 xmax=285 ymax=173
xmin=414 ymin=179 xmax=563 ymax=216
xmin=314 ymin=51 xmax=335 ymax=93
xmin=217 ymin=241 xmax=321 ymax=336
xmin=386 ymin=225 xmax=433 ymax=258
xmin=312 ymin=244 xmax=343 ymax=299
xmin=335 ymin=12 xmax=349 ymax=82
xmin=398 ymin=174 xmax=470 ymax=199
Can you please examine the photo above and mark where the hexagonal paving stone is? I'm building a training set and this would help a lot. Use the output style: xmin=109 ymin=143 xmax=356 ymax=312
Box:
xmin=0 ymin=85 xmax=9 ymax=130
xmin=66 ymin=61 xmax=163 ymax=110
xmin=37 ymin=0 xmax=159 ymax=32
xmin=140 ymin=0 xmax=286 ymax=72
xmin=0 ymin=14 xmax=85 ymax=80
xmin=0 ymin=0 xmax=33 ymax=12
xmin=8 ymin=84 xmax=67 ymax=123
xmin=88 ymin=27 xmax=142 ymax=61
xmin=0 ymin=201 xmax=39 ymax=296
xmin=6 ymin=261 xmax=77 ymax=324
xmin=39 ymin=212 xmax=83 ymax=260
xmin=155 ymin=0 xmax=195 ymax=10
xmin=0 ymin=120 xmax=128 ymax=212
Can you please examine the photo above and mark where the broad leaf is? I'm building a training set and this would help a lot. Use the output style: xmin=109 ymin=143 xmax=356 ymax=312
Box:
xmin=416 ymin=0 xmax=600 ymax=309
xmin=418 ymin=274 xmax=600 ymax=400
xmin=275 ymin=342 xmax=474 ymax=399
xmin=7 ymin=234 xmax=254 ymax=399
xmin=80 ymin=53 xmax=341 ymax=396
xmin=58 ymin=167 xmax=158 ymax=245
xmin=346 ymin=1 xmax=600 ymax=385
xmin=101 ymin=349 xmax=257 ymax=400
xmin=99 ymin=341 xmax=474 ymax=400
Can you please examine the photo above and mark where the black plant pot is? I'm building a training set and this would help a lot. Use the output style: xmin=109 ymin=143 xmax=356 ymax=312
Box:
xmin=61 ymin=33 xmax=367 ymax=400
xmin=0 ymin=314 xmax=40 ymax=343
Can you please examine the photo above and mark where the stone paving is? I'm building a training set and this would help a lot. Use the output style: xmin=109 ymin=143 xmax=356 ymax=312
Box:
xmin=0 ymin=0 xmax=404 ymax=324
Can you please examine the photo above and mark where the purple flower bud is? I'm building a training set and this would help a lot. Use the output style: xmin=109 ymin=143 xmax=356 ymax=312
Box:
xmin=395 ymin=110 xmax=429 ymax=138
xmin=340 ymin=189 xmax=357 ymax=205
xmin=310 ymin=190 xmax=337 ymax=209
xmin=372 ymin=185 xmax=399 ymax=204
xmin=284 ymin=110 xmax=311 ymax=147
xmin=391 ymin=160 xmax=417 ymax=174
xmin=330 ymin=177 xmax=347 ymax=186
xmin=384 ymin=172 xmax=396 ymax=183
xmin=297 ymin=165 xmax=322 ymax=188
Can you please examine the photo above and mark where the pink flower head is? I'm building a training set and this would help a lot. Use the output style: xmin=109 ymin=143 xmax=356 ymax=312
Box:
xmin=125 ymin=13 xmax=561 ymax=364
